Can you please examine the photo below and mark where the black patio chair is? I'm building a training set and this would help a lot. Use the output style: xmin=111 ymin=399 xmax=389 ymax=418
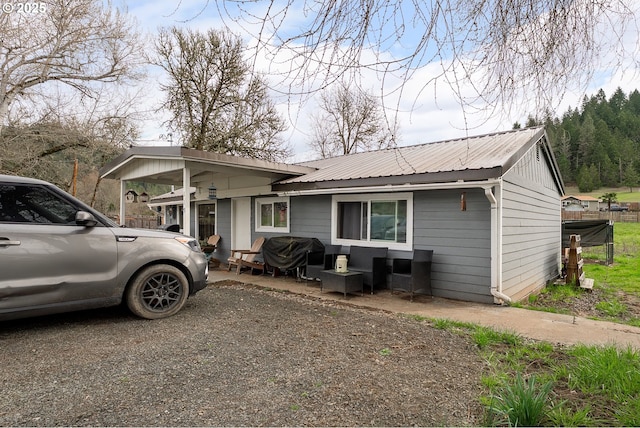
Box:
xmin=391 ymin=249 xmax=434 ymax=301
xmin=305 ymin=244 xmax=342 ymax=283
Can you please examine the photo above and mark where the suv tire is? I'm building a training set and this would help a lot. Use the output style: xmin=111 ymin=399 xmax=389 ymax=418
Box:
xmin=126 ymin=264 xmax=190 ymax=319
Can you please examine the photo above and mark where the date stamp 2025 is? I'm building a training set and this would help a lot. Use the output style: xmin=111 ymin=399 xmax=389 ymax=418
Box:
xmin=1 ymin=2 xmax=47 ymax=14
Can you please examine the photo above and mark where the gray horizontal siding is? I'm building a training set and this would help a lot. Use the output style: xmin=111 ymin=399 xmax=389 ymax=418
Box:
xmin=250 ymin=195 xmax=332 ymax=245
xmin=215 ymin=165 xmax=560 ymax=305
xmin=256 ymin=190 xmax=494 ymax=303
xmin=501 ymin=146 xmax=562 ymax=300
xmin=413 ymin=189 xmax=492 ymax=303
xmin=290 ymin=195 xmax=332 ymax=243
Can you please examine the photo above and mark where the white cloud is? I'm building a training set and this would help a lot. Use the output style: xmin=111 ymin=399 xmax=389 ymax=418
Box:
xmin=117 ymin=0 xmax=640 ymax=157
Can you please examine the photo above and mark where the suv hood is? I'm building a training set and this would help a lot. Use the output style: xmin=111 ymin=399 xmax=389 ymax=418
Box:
xmin=112 ymin=227 xmax=193 ymax=240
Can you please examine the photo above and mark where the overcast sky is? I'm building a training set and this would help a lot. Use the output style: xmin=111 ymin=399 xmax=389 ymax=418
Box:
xmin=118 ymin=0 xmax=640 ymax=161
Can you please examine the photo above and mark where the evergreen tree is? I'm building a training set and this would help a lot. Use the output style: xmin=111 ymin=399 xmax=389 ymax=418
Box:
xmin=623 ymin=163 xmax=639 ymax=192
xmin=577 ymin=165 xmax=596 ymax=192
xmin=544 ymin=87 xmax=640 ymax=189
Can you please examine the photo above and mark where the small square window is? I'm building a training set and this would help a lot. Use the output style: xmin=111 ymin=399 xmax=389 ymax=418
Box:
xmin=256 ymin=197 xmax=290 ymax=232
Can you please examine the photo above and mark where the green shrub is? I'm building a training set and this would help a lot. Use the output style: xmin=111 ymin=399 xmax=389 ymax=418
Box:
xmin=487 ymin=373 xmax=553 ymax=427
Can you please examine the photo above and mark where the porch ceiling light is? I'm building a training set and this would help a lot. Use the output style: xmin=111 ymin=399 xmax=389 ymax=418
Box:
xmin=208 ymin=183 xmax=217 ymax=200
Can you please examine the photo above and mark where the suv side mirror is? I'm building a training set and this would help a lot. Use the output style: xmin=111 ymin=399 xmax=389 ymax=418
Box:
xmin=75 ymin=210 xmax=98 ymax=227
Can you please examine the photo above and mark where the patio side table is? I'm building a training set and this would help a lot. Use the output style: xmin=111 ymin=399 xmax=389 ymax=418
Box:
xmin=319 ymin=270 xmax=364 ymax=298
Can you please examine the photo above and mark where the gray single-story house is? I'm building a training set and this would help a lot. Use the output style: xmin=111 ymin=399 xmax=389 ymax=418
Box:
xmin=562 ymin=195 xmax=600 ymax=212
xmin=100 ymin=126 xmax=565 ymax=304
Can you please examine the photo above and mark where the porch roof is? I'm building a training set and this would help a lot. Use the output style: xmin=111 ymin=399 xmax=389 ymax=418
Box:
xmin=99 ymin=146 xmax=316 ymax=186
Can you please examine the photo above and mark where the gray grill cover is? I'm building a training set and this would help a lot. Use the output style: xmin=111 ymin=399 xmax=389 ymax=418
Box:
xmin=262 ymin=237 xmax=324 ymax=270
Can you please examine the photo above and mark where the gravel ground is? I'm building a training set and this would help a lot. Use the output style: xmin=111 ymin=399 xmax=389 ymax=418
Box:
xmin=0 ymin=281 xmax=486 ymax=427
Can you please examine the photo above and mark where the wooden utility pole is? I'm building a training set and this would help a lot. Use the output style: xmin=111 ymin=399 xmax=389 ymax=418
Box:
xmin=71 ymin=159 xmax=78 ymax=196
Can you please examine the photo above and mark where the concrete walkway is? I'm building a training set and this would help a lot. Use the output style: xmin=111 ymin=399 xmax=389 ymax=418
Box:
xmin=208 ymin=268 xmax=640 ymax=349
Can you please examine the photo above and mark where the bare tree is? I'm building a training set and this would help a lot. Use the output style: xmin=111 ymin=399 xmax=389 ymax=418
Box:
xmin=0 ymin=105 xmax=131 ymax=192
xmin=200 ymin=0 xmax=638 ymax=119
xmin=0 ymin=0 xmax=145 ymax=132
xmin=153 ymin=27 xmax=290 ymax=162
xmin=0 ymin=82 xmax=141 ymax=209
xmin=310 ymin=83 xmax=397 ymax=158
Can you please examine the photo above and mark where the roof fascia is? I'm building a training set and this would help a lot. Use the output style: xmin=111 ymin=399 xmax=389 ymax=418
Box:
xmin=498 ymin=127 xmax=565 ymax=196
xmin=272 ymin=167 xmax=504 ymax=193
xmin=276 ymin=178 xmax=503 ymax=196
xmin=500 ymin=127 xmax=546 ymax=173
xmin=99 ymin=146 xmax=316 ymax=179
xmin=539 ymin=131 xmax=566 ymax=195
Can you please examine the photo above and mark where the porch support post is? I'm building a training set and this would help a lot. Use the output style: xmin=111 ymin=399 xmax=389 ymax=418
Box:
xmin=119 ymin=180 xmax=126 ymax=226
xmin=182 ymin=166 xmax=191 ymax=236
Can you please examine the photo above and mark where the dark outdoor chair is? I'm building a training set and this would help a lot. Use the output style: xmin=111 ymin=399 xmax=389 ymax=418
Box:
xmin=347 ymin=245 xmax=388 ymax=293
xmin=391 ymin=249 xmax=434 ymax=301
xmin=305 ymin=244 xmax=342 ymax=282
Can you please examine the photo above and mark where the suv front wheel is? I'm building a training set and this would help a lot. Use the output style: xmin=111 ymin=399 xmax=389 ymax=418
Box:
xmin=126 ymin=264 xmax=190 ymax=319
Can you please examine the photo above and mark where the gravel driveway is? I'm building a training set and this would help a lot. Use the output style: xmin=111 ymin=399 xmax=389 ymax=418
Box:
xmin=1 ymin=281 xmax=485 ymax=426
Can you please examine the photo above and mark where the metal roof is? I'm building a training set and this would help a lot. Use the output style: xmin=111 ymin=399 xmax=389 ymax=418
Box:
xmin=562 ymin=195 xmax=599 ymax=202
xmin=274 ymin=127 xmax=558 ymax=191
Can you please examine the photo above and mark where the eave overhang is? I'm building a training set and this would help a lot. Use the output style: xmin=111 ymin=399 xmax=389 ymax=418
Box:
xmin=272 ymin=166 xmax=504 ymax=193
xmin=99 ymin=146 xmax=316 ymax=184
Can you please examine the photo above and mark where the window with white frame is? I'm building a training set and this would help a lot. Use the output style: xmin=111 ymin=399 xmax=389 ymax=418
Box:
xmin=332 ymin=193 xmax=412 ymax=249
xmin=255 ymin=197 xmax=290 ymax=232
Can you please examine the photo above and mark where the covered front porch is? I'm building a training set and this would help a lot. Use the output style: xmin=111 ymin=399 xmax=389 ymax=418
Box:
xmin=99 ymin=146 xmax=314 ymax=242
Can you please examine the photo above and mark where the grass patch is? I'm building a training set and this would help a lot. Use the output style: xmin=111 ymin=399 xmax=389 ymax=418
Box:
xmin=378 ymin=347 xmax=392 ymax=356
xmin=565 ymin=345 xmax=640 ymax=399
xmin=547 ymin=405 xmax=595 ymax=426
xmin=538 ymin=281 xmax=584 ymax=302
xmin=595 ymin=299 xmax=628 ymax=317
xmin=407 ymin=223 xmax=640 ymax=425
xmin=582 ymin=223 xmax=640 ymax=295
xmin=521 ymin=223 xmax=640 ymax=325
xmin=430 ymin=318 xmax=640 ymax=426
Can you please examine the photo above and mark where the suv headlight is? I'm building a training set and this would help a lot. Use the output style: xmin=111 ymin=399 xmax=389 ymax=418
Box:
xmin=174 ymin=236 xmax=202 ymax=252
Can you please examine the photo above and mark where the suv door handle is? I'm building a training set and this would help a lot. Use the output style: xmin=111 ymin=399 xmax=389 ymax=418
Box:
xmin=0 ymin=237 xmax=21 ymax=246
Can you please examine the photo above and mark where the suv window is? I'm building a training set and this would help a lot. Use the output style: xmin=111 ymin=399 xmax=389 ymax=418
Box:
xmin=0 ymin=184 xmax=78 ymax=224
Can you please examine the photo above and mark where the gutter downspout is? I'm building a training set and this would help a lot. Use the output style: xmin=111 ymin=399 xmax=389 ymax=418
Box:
xmin=484 ymin=182 xmax=511 ymax=304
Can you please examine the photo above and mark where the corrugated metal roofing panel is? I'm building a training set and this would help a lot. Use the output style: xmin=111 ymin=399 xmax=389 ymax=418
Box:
xmin=284 ymin=127 xmax=544 ymax=184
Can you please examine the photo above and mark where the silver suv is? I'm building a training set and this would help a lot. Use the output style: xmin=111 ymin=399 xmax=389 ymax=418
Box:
xmin=0 ymin=175 xmax=208 ymax=321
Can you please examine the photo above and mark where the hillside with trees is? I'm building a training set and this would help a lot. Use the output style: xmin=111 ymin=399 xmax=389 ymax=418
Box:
xmin=542 ymin=88 xmax=640 ymax=192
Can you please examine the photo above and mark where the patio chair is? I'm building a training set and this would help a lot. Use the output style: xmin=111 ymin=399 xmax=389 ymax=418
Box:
xmin=227 ymin=236 xmax=266 ymax=275
xmin=348 ymin=245 xmax=388 ymax=293
xmin=305 ymin=244 xmax=342 ymax=283
xmin=202 ymin=234 xmax=221 ymax=267
xmin=391 ymin=249 xmax=433 ymax=301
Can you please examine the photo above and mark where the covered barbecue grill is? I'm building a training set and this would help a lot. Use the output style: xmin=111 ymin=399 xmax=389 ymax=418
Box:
xmin=261 ymin=236 xmax=324 ymax=276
